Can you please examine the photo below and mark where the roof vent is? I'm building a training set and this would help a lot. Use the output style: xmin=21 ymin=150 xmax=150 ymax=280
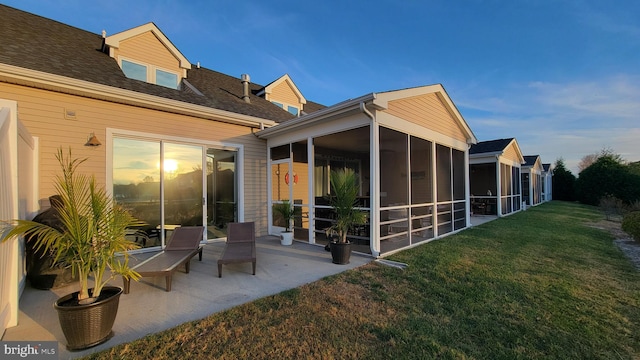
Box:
xmin=241 ymin=74 xmax=251 ymax=103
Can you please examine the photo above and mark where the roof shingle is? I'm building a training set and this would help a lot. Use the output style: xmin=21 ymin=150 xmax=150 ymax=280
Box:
xmin=0 ymin=4 xmax=323 ymax=122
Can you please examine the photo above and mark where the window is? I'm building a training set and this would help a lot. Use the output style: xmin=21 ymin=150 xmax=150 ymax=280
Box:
xmin=113 ymin=136 xmax=239 ymax=246
xmin=271 ymin=101 xmax=299 ymax=116
xmin=287 ymin=105 xmax=299 ymax=116
xmin=121 ymin=60 xmax=147 ymax=82
xmin=119 ymin=58 xmax=180 ymax=89
xmin=156 ymin=69 xmax=178 ymax=89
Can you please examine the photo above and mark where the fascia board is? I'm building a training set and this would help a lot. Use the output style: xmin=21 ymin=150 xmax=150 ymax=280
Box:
xmin=507 ymin=138 xmax=526 ymax=164
xmin=264 ymin=74 xmax=307 ymax=104
xmin=374 ymin=84 xmax=478 ymax=144
xmin=257 ymin=93 xmax=375 ymax=138
xmin=0 ymin=64 xmax=274 ymax=128
xmin=105 ymin=23 xmax=191 ymax=69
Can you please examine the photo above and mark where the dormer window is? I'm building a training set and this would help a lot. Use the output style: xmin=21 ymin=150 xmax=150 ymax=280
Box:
xmin=120 ymin=58 xmax=179 ymax=89
xmin=271 ymin=101 xmax=299 ymax=116
xmin=121 ymin=59 xmax=146 ymax=82
xmin=105 ymin=23 xmax=191 ymax=91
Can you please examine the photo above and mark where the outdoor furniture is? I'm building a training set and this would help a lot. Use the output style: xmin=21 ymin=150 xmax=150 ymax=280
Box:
xmin=123 ymin=226 xmax=204 ymax=293
xmin=217 ymin=222 xmax=256 ymax=278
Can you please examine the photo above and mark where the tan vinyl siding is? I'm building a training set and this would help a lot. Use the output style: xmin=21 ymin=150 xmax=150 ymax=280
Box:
xmin=384 ymin=93 xmax=467 ymax=142
xmin=113 ymin=32 xmax=180 ymax=73
xmin=271 ymin=82 xmax=300 ymax=107
xmin=0 ymin=83 xmax=269 ymax=234
xmin=503 ymin=142 xmax=521 ymax=163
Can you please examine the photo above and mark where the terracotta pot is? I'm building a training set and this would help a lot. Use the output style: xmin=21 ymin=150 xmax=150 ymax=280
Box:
xmin=54 ymin=286 xmax=122 ymax=351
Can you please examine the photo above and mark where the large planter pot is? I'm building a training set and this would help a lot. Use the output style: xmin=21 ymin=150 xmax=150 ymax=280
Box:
xmin=330 ymin=242 xmax=352 ymax=264
xmin=280 ymin=231 xmax=293 ymax=246
xmin=54 ymin=286 xmax=123 ymax=351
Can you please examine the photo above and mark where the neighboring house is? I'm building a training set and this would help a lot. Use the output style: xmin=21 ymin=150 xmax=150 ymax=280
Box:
xmin=521 ymin=155 xmax=545 ymax=206
xmin=542 ymin=163 xmax=553 ymax=202
xmin=469 ymin=138 xmax=525 ymax=216
xmin=0 ymin=5 xmax=477 ymax=335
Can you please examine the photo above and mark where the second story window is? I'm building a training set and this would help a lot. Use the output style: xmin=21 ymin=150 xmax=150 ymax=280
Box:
xmin=120 ymin=58 xmax=179 ymax=89
xmin=271 ymin=101 xmax=300 ymax=116
xmin=287 ymin=105 xmax=299 ymax=116
xmin=156 ymin=69 xmax=178 ymax=89
xmin=122 ymin=60 xmax=147 ymax=82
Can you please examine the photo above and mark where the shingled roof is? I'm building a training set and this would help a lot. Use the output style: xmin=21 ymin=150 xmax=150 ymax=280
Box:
xmin=0 ymin=4 xmax=323 ymax=122
xmin=523 ymin=155 xmax=540 ymax=167
xmin=469 ymin=138 xmax=514 ymax=155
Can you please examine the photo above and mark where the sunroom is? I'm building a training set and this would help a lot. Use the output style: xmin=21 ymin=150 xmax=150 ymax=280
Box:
xmin=258 ymin=85 xmax=477 ymax=257
xmin=469 ymin=138 xmax=525 ymax=216
xmin=521 ymin=155 xmax=544 ymax=206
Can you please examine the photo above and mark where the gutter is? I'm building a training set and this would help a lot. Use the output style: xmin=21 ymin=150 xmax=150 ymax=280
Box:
xmin=0 ymin=63 xmax=276 ymax=129
xmin=256 ymin=93 xmax=378 ymax=138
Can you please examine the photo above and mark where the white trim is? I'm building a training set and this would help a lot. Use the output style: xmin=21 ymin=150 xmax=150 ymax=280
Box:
xmin=257 ymin=74 xmax=307 ymax=104
xmin=376 ymin=112 xmax=469 ymax=151
xmin=105 ymin=23 xmax=191 ymax=69
xmin=106 ymin=127 xmax=244 ymax=233
xmin=118 ymin=56 xmax=181 ymax=89
xmin=0 ymin=63 xmax=275 ymax=129
xmin=373 ymin=84 xmax=477 ymax=144
xmin=0 ymin=99 xmax=19 ymax=334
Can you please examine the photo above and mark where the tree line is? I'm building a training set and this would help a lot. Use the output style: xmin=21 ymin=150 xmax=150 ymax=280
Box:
xmin=553 ymin=148 xmax=640 ymax=206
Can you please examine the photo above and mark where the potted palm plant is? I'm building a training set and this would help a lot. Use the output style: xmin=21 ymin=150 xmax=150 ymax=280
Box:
xmin=326 ymin=169 xmax=367 ymax=264
xmin=273 ymin=200 xmax=295 ymax=245
xmin=1 ymin=148 xmax=143 ymax=350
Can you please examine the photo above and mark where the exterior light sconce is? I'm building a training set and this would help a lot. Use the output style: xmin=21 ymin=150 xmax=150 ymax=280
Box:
xmin=85 ymin=133 xmax=101 ymax=146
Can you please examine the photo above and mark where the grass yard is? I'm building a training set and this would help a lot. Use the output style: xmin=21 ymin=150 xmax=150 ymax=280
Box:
xmin=85 ymin=201 xmax=640 ymax=359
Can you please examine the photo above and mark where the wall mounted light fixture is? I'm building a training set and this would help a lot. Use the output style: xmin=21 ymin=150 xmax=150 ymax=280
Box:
xmin=85 ymin=133 xmax=101 ymax=146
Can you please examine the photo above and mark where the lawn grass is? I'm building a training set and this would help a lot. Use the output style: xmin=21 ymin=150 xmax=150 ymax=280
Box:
xmin=84 ymin=201 xmax=640 ymax=359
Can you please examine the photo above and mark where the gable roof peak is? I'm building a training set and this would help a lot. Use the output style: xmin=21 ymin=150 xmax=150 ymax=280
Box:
xmin=104 ymin=22 xmax=191 ymax=70
xmin=257 ymin=73 xmax=307 ymax=104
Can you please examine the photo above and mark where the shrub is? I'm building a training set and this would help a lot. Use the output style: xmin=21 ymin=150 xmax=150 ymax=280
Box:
xmin=628 ymin=200 xmax=640 ymax=213
xmin=621 ymin=211 xmax=640 ymax=241
xmin=576 ymin=155 xmax=640 ymax=206
xmin=599 ymin=194 xmax=625 ymax=221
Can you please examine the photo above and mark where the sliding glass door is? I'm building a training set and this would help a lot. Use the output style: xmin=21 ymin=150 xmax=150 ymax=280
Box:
xmin=113 ymin=137 xmax=238 ymax=247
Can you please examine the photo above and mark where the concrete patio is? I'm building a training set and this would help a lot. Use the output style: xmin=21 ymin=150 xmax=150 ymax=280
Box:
xmin=1 ymin=236 xmax=372 ymax=359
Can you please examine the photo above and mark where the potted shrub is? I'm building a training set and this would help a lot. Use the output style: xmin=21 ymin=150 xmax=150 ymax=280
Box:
xmin=1 ymin=148 xmax=143 ymax=350
xmin=326 ymin=169 xmax=367 ymax=264
xmin=273 ymin=200 xmax=295 ymax=245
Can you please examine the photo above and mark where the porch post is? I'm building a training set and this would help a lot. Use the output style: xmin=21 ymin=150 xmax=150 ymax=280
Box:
xmin=370 ymin=121 xmax=380 ymax=256
xmin=465 ymin=145 xmax=471 ymax=227
xmin=307 ymin=137 xmax=315 ymax=244
xmin=431 ymin=141 xmax=438 ymax=238
xmin=496 ymin=157 xmax=502 ymax=217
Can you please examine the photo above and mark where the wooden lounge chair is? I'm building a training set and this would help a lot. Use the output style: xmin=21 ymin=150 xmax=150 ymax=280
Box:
xmin=217 ymin=222 xmax=256 ymax=278
xmin=123 ymin=226 xmax=204 ymax=293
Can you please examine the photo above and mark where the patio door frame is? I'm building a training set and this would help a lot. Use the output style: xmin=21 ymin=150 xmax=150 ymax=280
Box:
xmin=107 ymin=128 xmax=244 ymax=246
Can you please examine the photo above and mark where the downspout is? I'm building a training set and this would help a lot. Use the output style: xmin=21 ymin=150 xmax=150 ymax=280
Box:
xmin=360 ymin=101 xmax=380 ymax=257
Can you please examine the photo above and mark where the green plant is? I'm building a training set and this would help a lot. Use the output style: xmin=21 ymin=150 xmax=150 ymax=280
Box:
xmin=273 ymin=201 xmax=295 ymax=232
xmin=622 ymin=211 xmax=640 ymax=241
xmin=326 ymin=169 xmax=367 ymax=243
xmin=599 ymin=194 xmax=625 ymax=221
xmin=1 ymin=148 xmax=143 ymax=301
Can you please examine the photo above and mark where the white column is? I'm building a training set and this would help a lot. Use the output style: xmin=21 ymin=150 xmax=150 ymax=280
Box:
xmin=307 ymin=137 xmax=315 ymax=244
xmin=370 ymin=122 xmax=380 ymax=256
xmin=496 ymin=158 xmax=502 ymax=216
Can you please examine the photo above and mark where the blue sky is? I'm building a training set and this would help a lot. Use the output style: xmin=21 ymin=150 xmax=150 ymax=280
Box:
xmin=4 ymin=0 xmax=639 ymax=174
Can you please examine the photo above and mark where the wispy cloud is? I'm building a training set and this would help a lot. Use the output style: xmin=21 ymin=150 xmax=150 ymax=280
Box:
xmin=456 ymin=74 xmax=640 ymax=173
